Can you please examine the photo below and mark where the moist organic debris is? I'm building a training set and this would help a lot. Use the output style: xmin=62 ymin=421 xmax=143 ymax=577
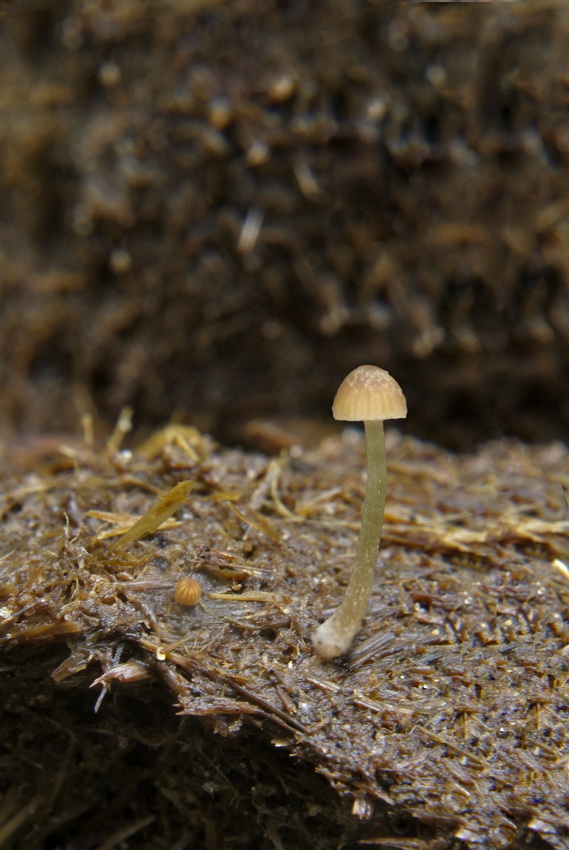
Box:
xmin=1 ymin=428 xmax=569 ymax=848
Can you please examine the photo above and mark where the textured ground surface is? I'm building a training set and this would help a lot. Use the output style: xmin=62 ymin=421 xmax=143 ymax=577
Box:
xmin=1 ymin=427 xmax=569 ymax=848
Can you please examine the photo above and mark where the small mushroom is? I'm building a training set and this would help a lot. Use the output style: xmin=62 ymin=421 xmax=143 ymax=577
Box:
xmin=174 ymin=577 xmax=203 ymax=606
xmin=312 ymin=365 xmax=407 ymax=659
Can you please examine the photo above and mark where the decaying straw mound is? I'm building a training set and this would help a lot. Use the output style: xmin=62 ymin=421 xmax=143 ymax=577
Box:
xmin=1 ymin=427 xmax=569 ymax=848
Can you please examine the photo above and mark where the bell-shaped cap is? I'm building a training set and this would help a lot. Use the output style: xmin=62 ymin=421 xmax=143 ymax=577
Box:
xmin=332 ymin=365 xmax=407 ymax=422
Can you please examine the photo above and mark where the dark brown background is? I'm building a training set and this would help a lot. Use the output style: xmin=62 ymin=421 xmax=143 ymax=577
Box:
xmin=1 ymin=0 xmax=568 ymax=449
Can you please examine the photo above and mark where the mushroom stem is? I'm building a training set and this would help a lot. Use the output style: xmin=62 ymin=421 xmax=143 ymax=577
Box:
xmin=312 ymin=420 xmax=387 ymax=658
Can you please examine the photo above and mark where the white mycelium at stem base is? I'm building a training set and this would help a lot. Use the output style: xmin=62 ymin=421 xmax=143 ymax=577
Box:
xmin=312 ymin=365 xmax=407 ymax=660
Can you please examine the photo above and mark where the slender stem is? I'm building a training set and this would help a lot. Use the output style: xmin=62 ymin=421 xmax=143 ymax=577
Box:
xmin=312 ymin=421 xmax=387 ymax=658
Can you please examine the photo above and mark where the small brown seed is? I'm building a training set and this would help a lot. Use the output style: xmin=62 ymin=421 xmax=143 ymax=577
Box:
xmin=174 ymin=578 xmax=202 ymax=606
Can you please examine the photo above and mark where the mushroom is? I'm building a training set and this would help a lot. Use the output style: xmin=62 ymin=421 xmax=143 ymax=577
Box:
xmin=174 ymin=577 xmax=203 ymax=606
xmin=312 ymin=365 xmax=407 ymax=659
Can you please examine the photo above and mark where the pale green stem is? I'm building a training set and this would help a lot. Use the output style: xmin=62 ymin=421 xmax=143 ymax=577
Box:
xmin=312 ymin=420 xmax=387 ymax=658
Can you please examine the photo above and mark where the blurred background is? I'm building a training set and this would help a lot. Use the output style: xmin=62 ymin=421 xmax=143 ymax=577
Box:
xmin=1 ymin=0 xmax=568 ymax=450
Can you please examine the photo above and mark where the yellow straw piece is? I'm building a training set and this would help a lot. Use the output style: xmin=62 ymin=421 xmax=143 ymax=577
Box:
xmin=110 ymin=480 xmax=194 ymax=550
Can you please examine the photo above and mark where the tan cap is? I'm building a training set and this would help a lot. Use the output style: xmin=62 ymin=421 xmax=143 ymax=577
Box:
xmin=332 ymin=365 xmax=407 ymax=422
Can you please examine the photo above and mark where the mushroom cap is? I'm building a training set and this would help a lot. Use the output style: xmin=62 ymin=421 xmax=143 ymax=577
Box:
xmin=332 ymin=365 xmax=407 ymax=422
